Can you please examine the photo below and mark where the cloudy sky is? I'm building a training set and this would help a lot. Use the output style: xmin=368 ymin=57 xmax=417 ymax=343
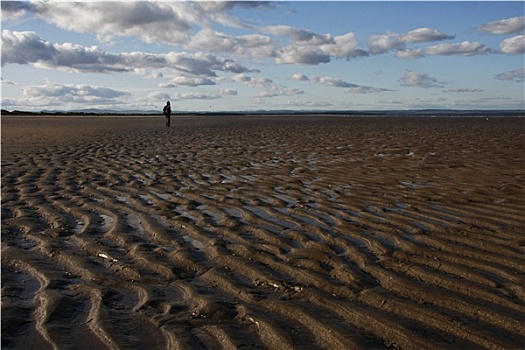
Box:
xmin=1 ymin=1 xmax=524 ymax=112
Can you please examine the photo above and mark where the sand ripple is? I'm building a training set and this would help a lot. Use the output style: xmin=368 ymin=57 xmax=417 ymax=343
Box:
xmin=2 ymin=116 xmax=524 ymax=349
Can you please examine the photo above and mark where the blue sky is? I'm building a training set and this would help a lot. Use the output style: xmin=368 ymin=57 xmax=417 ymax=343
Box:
xmin=1 ymin=1 xmax=524 ymax=112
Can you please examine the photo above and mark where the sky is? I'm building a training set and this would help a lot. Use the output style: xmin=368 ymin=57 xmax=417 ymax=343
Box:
xmin=1 ymin=1 xmax=524 ymax=112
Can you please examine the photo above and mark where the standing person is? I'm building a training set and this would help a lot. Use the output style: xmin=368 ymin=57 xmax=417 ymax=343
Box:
xmin=163 ymin=101 xmax=171 ymax=127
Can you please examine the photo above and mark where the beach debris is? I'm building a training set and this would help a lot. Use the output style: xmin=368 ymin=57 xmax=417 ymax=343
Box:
xmin=97 ymin=253 xmax=118 ymax=262
xmin=254 ymin=278 xmax=305 ymax=293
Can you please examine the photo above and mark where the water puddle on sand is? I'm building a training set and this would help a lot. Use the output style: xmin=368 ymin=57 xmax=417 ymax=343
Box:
xmin=126 ymin=214 xmax=144 ymax=235
xmin=409 ymin=221 xmax=431 ymax=233
xmin=139 ymin=195 xmax=153 ymax=205
xmin=132 ymin=175 xmax=147 ymax=185
xmin=182 ymin=235 xmax=205 ymax=250
xmin=16 ymin=273 xmax=42 ymax=299
xmin=272 ymin=193 xmax=298 ymax=207
xmin=319 ymin=189 xmax=338 ymax=201
xmin=201 ymin=174 xmax=219 ymax=184
xmin=72 ymin=218 xmax=85 ymax=234
xmin=249 ymin=206 xmax=297 ymax=229
xmin=116 ymin=195 xmax=129 ymax=204
xmin=220 ymin=173 xmax=236 ymax=183
xmin=197 ymin=205 xmax=225 ymax=222
xmin=99 ymin=214 xmax=114 ymax=232
xmin=224 ymin=208 xmax=243 ymax=219
xmin=150 ymin=190 xmax=171 ymax=201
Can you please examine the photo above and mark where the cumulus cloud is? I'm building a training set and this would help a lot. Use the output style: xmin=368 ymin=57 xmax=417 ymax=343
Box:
xmin=477 ymin=16 xmax=525 ymax=35
xmin=171 ymin=89 xmax=237 ymax=101
xmin=401 ymin=28 xmax=455 ymax=43
xmin=496 ymin=68 xmax=525 ymax=83
xmin=262 ymin=25 xmax=335 ymax=45
xmin=165 ymin=51 xmax=252 ymax=77
xmin=1 ymin=30 xmax=252 ymax=77
xmin=231 ymin=74 xmax=273 ymax=88
xmin=368 ymin=27 xmax=454 ymax=55
xmin=8 ymin=1 xmax=276 ymax=47
xmin=257 ymin=86 xmax=304 ymax=98
xmin=499 ymin=35 xmax=525 ymax=54
xmin=276 ymin=47 xmax=331 ymax=65
xmin=400 ymin=71 xmax=446 ymax=88
xmin=367 ymin=32 xmax=405 ymax=55
xmin=159 ymin=76 xmax=215 ymax=88
xmin=425 ymin=41 xmax=491 ymax=56
xmin=266 ymin=26 xmax=367 ymax=64
xmin=23 ymin=83 xmax=130 ymax=105
xmin=396 ymin=41 xmax=491 ymax=58
xmin=194 ymin=0 xmax=276 ymax=28
xmin=1 ymin=1 xmax=35 ymax=20
xmin=148 ymin=91 xmax=171 ymax=102
xmin=291 ymin=73 xmax=392 ymax=93
xmin=189 ymin=28 xmax=274 ymax=57
xmin=29 ymin=2 xmax=195 ymax=45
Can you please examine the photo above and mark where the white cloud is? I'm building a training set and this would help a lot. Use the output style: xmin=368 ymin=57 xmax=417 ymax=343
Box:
xmin=15 ymin=1 xmax=277 ymax=48
xmin=496 ymin=68 xmax=525 ymax=83
xmin=396 ymin=41 xmax=491 ymax=58
xmin=395 ymin=49 xmax=425 ymax=59
xmin=401 ymin=28 xmax=455 ymax=43
xmin=311 ymin=76 xmax=359 ymax=88
xmin=22 ymin=82 xmax=130 ymax=105
xmin=368 ymin=27 xmax=454 ymax=55
xmin=257 ymin=86 xmax=304 ymax=98
xmin=477 ymin=16 xmax=525 ymax=35
xmin=159 ymin=76 xmax=215 ymax=88
xmin=189 ymin=28 xmax=274 ymax=57
xmin=165 ymin=51 xmax=252 ymax=77
xmin=0 ymin=1 xmax=34 ymax=20
xmin=320 ymin=32 xmax=368 ymax=59
xmin=291 ymin=73 xmax=308 ymax=81
xmin=148 ymin=91 xmax=171 ymax=102
xmin=262 ymin=25 xmax=335 ymax=45
xmin=400 ymin=72 xmax=446 ymax=88
xmin=171 ymin=89 xmax=237 ymax=101
xmin=367 ymin=32 xmax=404 ymax=55
xmin=1 ymin=30 xmax=253 ymax=78
xmin=231 ymin=74 xmax=273 ymax=88
xmin=499 ymin=35 xmax=525 ymax=54
xmin=276 ymin=46 xmax=331 ymax=65
xmin=267 ymin=26 xmax=367 ymax=64
xmin=31 ymin=2 xmax=195 ymax=45
xmin=425 ymin=41 xmax=491 ymax=56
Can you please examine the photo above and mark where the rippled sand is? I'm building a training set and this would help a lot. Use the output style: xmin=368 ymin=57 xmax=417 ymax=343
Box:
xmin=2 ymin=115 xmax=524 ymax=349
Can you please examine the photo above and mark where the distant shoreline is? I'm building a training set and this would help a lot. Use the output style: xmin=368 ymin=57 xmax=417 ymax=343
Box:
xmin=2 ymin=109 xmax=524 ymax=118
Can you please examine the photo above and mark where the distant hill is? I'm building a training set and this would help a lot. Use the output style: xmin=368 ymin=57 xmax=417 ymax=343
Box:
xmin=1 ymin=108 xmax=161 ymax=116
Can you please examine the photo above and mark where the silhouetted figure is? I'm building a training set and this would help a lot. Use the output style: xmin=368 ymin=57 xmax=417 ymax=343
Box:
xmin=163 ymin=101 xmax=171 ymax=127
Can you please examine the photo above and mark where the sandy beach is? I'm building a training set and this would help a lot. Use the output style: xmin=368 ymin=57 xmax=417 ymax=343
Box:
xmin=2 ymin=115 xmax=524 ymax=349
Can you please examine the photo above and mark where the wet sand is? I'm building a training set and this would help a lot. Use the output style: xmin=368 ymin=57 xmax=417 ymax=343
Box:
xmin=2 ymin=115 xmax=524 ymax=349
